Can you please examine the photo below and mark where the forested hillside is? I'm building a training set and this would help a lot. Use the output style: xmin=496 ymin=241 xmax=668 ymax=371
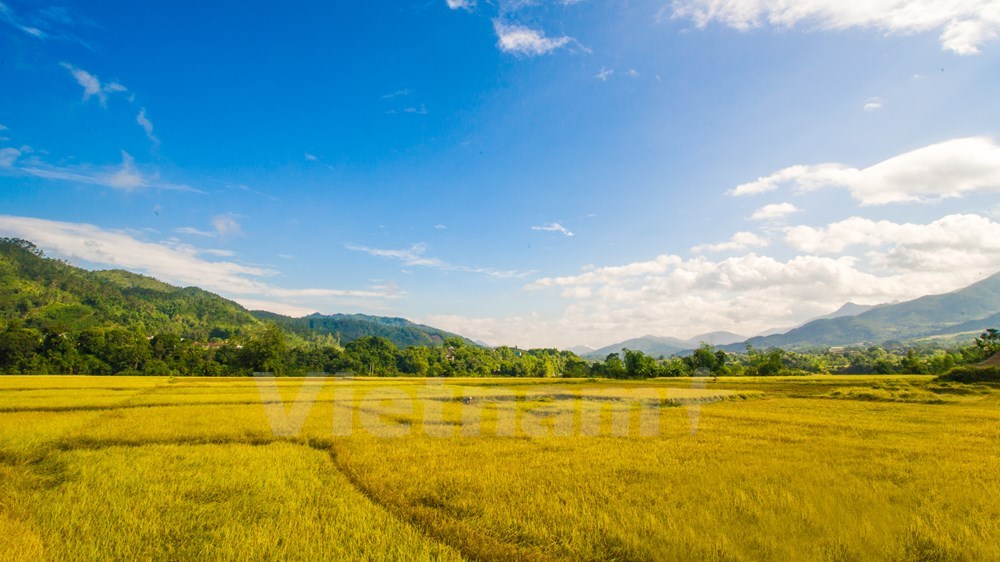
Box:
xmin=252 ymin=311 xmax=472 ymax=348
xmin=0 ymin=238 xmax=259 ymax=340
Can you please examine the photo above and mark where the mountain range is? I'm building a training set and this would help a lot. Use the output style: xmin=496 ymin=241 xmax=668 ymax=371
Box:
xmin=575 ymin=272 xmax=1000 ymax=355
xmin=579 ymin=331 xmax=747 ymax=359
xmin=3 ymin=237 xmax=998 ymax=355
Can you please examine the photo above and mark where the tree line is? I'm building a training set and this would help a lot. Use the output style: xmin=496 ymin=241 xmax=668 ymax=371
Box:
xmin=0 ymin=319 xmax=996 ymax=378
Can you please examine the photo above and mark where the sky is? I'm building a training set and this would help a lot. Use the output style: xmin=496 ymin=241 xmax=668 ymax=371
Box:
xmin=1 ymin=0 xmax=999 ymax=349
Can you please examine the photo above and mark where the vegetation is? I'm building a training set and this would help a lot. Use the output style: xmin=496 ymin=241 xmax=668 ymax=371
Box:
xmin=0 ymin=375 xmax=997 ymax=560
xmin=936 ymin=365 xmax=1000 ymax=384
xmin=2 ymin=238 xmax=998 ymax=380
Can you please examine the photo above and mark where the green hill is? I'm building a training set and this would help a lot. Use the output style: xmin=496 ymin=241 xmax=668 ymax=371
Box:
xmin=0 ymin=238 xmax=259 ymax=340
xmin=252 ymin=311 xmax=473 ymax=348
xmin=1 ymin=237 xmax=471 ymax=349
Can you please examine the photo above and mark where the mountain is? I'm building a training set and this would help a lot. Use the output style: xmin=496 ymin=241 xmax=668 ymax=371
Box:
xmin=0 ymin=237 xmax=473 ymax=349
xmin=584 ymin=335 xmax=691 ymax=359
xmin=730 ymin=272 xmax=1000 ymax=350
xmin=0 ymin=238 xmax=259 ymax=339
xmin=687 ymin=331 xmax=747 ymax=346
xmin=251 ymin=312 xmax=474 ymax=348
xmin=581 ymin=331 xmax=747 ymax=359
xmin=756 ymin=302 xmax=881 ymax=337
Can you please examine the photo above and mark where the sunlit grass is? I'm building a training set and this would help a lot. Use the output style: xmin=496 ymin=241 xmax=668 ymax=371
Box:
xmin=0 ymin=375 xmax=997 ymax=561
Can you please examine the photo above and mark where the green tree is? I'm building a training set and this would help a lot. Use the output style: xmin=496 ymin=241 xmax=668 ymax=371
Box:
xmin=975 ymin=328 xmax=999 ymax=359
xmin=344 ymin=336 xmax=398 ymax=376
xmin=623 ymin=348 xmax=657 ymax=379
xmin=242 ymin=323 xmax=288 ymax=375
xmin=0 ymin=322 xmax=41 ymax=373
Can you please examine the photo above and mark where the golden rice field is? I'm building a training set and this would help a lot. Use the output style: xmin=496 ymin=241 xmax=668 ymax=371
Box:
xmin=1 ymin=374 xmax=998 ymax=561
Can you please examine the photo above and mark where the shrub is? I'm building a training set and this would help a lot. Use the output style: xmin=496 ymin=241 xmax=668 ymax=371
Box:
xmin=935 ymin=365 xmax=1000 ymax=384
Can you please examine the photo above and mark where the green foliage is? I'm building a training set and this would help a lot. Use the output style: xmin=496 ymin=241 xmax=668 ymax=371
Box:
xmin=975 ymin=328 xmax=1000 ymax=358
xmin=935 ymin=365 xmax=1000 ymax=384
xmin=254 ymin=311 xmax=472 ymax=349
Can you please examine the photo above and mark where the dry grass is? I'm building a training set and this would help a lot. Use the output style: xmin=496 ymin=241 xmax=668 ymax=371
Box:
xmin=0 ymin=375 xmax=997 ymax=561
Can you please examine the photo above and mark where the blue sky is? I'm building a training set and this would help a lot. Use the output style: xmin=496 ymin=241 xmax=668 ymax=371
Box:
xmin=2 ymin=0 xmax=999 ymax=348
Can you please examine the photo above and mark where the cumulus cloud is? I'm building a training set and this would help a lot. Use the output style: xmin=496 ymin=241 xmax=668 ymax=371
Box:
xmin=520 ymin=246 xmax=997 ymax=347
xmin=669 ymin=0 xmax=1000 ymax=54
xmin=729 ymin=137 xmax=1000 ymax=205
xmin=751 ymin=202 xmax=799 ymax=220
xmin=446 ymin=0 xmax=475 ymax=10
xmin=60 ymin=62 xmax=126 ymax=106
xmin=692 ymin=231 xmax=769 ymax=253
xmin=531 ymin=222 xmax=574 ymax=237
xmin=347 ymin=242 xmax=531 ymax=278
xmin=493 ymin=20 xmax=572 ymax=56
xmin=0 ymin=216 xmax=395 ymax=304
xmin=785 ymin=214 xmax=1000 ymax=272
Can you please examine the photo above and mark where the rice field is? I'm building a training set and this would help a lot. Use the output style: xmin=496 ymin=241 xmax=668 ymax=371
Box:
xmin=0 ymin=375 xmax=998 ymax=561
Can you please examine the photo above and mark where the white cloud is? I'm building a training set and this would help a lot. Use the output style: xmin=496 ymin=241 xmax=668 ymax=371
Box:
xmin=211 ymin=214 xmax=243 ymax=237
xmin=863 ymin=97 xmax=883 ymax=111
xmin=751 ymin=202 xmax=799 ymax=220
xmin=304 ymin=153 xmax=318 ymax=161
xmin=519 ymin=242 xmax=997 ymax=348
xmin=729 ymin=137 xmax=1000 ymax=205
xmin=692 ymin=231 xmax=769 ymax=253
xmin=594 ymin=67 xmax=614 ymax=81
xmin=0 ymin=215 xmax=394 ymax=306
xmin=0 ymin=2 xmax=46 ymax=39
xmin=626 ymin=68 xmax=640 ymax=78
xmin=230 ymin=298 xmax=319 ymax=317
xmin=137 ymin=108 xmax=159 ymax=145
xmin=785 ymin=214 xmax=1000 ymax=272
xmin=175 ymin=227 xmax=215 ymax=237
xmin=0 ymin=124 xmax=7 ymax=131
xmin=8 ymin=150 xmax=195 ymax=192
xmin=493 ymin=20 xmax=572 ymax=56
xmin=0 ymin=147 xmax=20 ymax=168
xmin=446 ymin=0 xmax=475 ymax=10
xmin=670 ymin=0 xmax=1000 ymax=55
xmin=531 ymin=222 xmax=574 ymax=237
xmin=60 ymin=62 xmax=127 ymax=106
xmin=381 ymin=88 xmax=412 ymax=99
xmin=347 ymin=242 xmax=531 ymax=278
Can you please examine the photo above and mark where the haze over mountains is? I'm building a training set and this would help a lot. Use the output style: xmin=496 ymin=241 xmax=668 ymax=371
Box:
xmin=579 ymin=332 xmax=747 ymax=359
xmin=582 ymin=272 xmax=1000 ymax=355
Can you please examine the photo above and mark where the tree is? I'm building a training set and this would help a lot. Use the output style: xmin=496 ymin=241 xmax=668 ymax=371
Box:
xmin=623 ymin=348 xmax=657 ymax=379
xmin=0 ymin=322 xmax=41 ymax=373
xmin=398 ymin=346 xmax=430 ymax=376
xmin=975 ymin=328 xmax=1000 ymax=359
xmin=685 ymin=344 xmax=722 ymax=374
xmin=103 ymin=328 xmax=151 ymax=373
xmin=344 ymin=336 xmax=398 ymax=376
xmin=745 ymin=345 xmax=786 ymax=376
xmin=599 ymin=352 xmax=627 ymax=378
xmin=242 ymin=323 xmax=288 ymax=375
